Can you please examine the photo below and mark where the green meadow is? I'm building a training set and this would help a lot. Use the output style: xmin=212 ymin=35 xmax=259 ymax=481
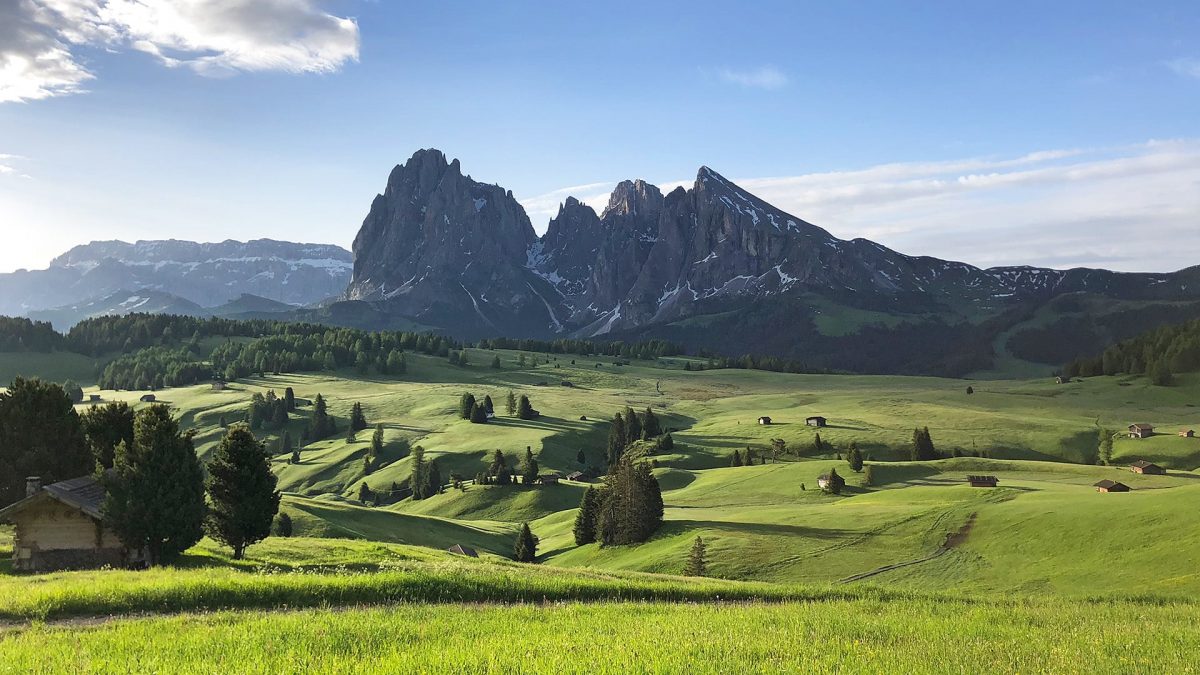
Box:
xmin=5 ymin=347 xmax=1200 ymax=670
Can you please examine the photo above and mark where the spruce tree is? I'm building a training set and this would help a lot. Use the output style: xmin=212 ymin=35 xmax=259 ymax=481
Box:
xmin=514 ymin=522 xmax=537 ymax=563
xmin=284 ymin=387 xmax=296 ymax=412
xmin=576 ymin=449 xmax=586 ymax=465
xmin=275 ymin=512 xmax=293 ymax=537
xmin=491 ymin=355 xmax=501 ymax=369
xmin=103 ymin=405 xmax=206 ymax=565
xmin=371 ymin=424 xmax=384 ymax=459
xmin=470 ymin=402 xmax=489 ymax=424
xmin=573 ymin=487 xmax=599 ymax=545
xmin=459 ymin=393 xmax=476 ymax=420
xmin=658 ymin=433 xmax=674 ymax=453
xmin=863 ymin=464 xmax=875 ymax=487
xmin=410 ymin=445 xmax=429 ymax=499
xmin=487 ymin=449 xmax=508 ymax=484
xmin=516 ymin=395 xmax=535 ymax=420
xmin=822 ymin=467 xmax=845 ymax=495
xmin=0 ymin=378 xmax=93 ymax=506
xmin=483 ymin=395 xmax=495 ymax=415
xmin=80 ymin=400 xmax=134 ymax=470
xmin=350 ymin=402 xmax=368 ymax=431
xmin=606 ymin=412 xmax=627 ymax=466
xmin=813 ymin=432 xmax=825 ymax=456
xmin=625 ymin=406 xmax=643 ymax=443
xmin=506 ymin=390 xmax=517 ymax=416
xmin=847 ymin=443 xmax=864 ymax=472
xmin=642 ymin=407 xmax=662 ymax=438
xmin=290 ymin=448 xmax=300 ymax=465
xmin=596 ymin=456 xmax=663 ymax=546
xmin=426 ymin=459 xmax=443 ymax=496
xmin=520 ymin=447 xmax=539 ymax=485
xmin=358 ymin=482 xmax=371 ymax=503
xmin=684 ymin=535 xmax=708 ymax=577
xmin=731 ymin=449 xmax=743 ymax=467
xmin=204 ymin=424 xmax=280 ymax=559
xmin=309 ymin=393 xmax=332 ymax=440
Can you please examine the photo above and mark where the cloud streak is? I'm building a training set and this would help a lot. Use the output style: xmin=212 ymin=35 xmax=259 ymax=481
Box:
xmin=1166 ymin=57 xmax=1200 ymax=79
xmin=0 ymin=0 xmax=360 ymax=103
xmin=526 ymin=140 xmax=1200 ymax=273
xmin=715 ymin=65 xmax=788 ymax=90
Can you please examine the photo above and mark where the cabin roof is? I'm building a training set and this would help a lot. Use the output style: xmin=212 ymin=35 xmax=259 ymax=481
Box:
xmin=1094 ymin=479 xmax=1130 ymax=490
xmin=0 ymin=475 xmax=105 ymax=522
xmin=447 ymin=544 xmax=478 ymax=557
xmin=1130 ymin=460 xmax=1160 ymax=469
xmin=1130 ymin=423 xmax=1154 ymax=431
xmin=966 ymin=475 xmax=999 ymax=482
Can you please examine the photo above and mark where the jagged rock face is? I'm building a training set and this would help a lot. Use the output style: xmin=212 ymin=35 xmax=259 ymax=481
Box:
xmin=346 ymin=149 xmax=550 ymax=337
xmin=0 ymin=239 xmax=352 ymax=317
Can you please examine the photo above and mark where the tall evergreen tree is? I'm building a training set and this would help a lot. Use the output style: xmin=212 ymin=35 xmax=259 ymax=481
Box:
xmin=491 ymin=355 xmax=502 ymax=369
xmin=658 ymin=433 xmax=674 ymax=453
xmin=813 ymin=432 xmax=825 ymax=456
xmin=61 ymin=379 xmax=84 ymax=403
xmin=516 ymin=395 xmax=535 ymax=420
xmin=309 ymin=393 xmax=332 ymax=440
xmin=371 ymin=424 xmax=385 ymax=459
xmin=684 ymin=535 xmax=708 ymax=577
xmin=459 ymin=393 xmax=477 ymax=420
xmin=731 ymin=449 xmax=743 ymax=467
xmin=0 ymin=377 xmax=92 ymax=507
xmin=350 ymin=402 xmax=368 ymax=431
xmin=80 ymin=400 xmax=134 ymax=470
xmin=642 ymin=407 xmax=662 ymax=438
xmin=204 ymin=425 xmax=280 ymax=559
xmin=275 ymin=512 xmax=293 ymax=537
xmin=103 ymin=405 xmax=206 ymax=565
xmin=514 ymin=522 xmax=537 ymax=563
xmin=624 ymin=406 xmax=643 ymax=444
xmin=576 ymin=449 xmax=586 ymax=465
xmin=425 ymin=459 xmax=443 ymax=496
xmin=595 ymin=456 xmax=663 ymax=546
xmin=470 ymin=402 xmax=489 ymax=424
xmin=606 ymin=412 xmax=627 ymax=466
xmin=822 ymin=467 xmax=846 ymax=495
xmin=358 ymin=482 xmax=371 ymax=503
xmin=483 ymin=395 xmax=495 ymax=414
xmin=520 ymin=447 xmax=539 ymax=485
xmin=573 ymin=486 xmax=599 ymax=545
xmin=410 ymin=445 xmax=429 ymax=499
xmin=487 ymin=449 xmax=512 ymax=486
xmin=284 ymin=387 xmax=296 ymax=412
xmin=846 ymin=443 xmax=864 ymax=472
xmin=505 ymin=390 xmax=517 ymax=416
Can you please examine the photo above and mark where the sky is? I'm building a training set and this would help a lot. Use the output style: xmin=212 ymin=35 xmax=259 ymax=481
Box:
xmin=0 ymin=1 xmax=1198 ymax=274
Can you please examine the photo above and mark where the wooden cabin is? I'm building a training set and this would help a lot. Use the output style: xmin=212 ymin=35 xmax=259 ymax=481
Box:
xmin=1094 ymin=479 xmax=1131 ymax=493
xmin=87 ymin=394 xmax=101 ymax=402
xmin=447 ymin=544 xmax=478 ymax=558
xmin=0 ymin=476 xmax=145 ymax=572
xmin=757 ymin=416 xmax=772 ymax=425
xmin=806 ymin=416 xmax=827 ymax=428
xmin=565 ymin=471 xmax=586 ymax=482
xmin=967 ymin=475 xmax=999 ymax=488
xmin=140 ymin=394 xmax=156 ymax=403
xmin=1129 ymin=460 xmax=1166 ymax=475
xmin=1128 ymin=423 xmax=1153 ymax=439
xmin=537 ymin=473 xmax=561 ymax=485
xmin=1179 ymin=429 xmax=1195 ymax=438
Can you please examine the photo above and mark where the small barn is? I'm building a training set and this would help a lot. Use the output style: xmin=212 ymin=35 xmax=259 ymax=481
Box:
xmin=1094 ymin=479 xmax=1131 ymax=493
xmin=1179 ymin=429 xmax=1195 ymax=438
xmin=1055 ymin=376 xmax=1066 ymax=384
xmin=806 ymin=416 xmax=827 ymax=428
xmin=565 ymin=471 xmax=586 ymax=482
xmin=537 ymin=473 xmax=561 ymax=485
xmin=817 ymin=474 xmax=831 ymax=490
xmin=967 ymin=475 xmax=999 ymax=488
xmin=1128 ymin=423 xmax=1154 ymax=439
xmin=757 ymin=416 xmax=772 ymax=425
xmin=1129 ymin=460 xmax=1166 ymax=475
xmin=88 ymin=394 xmax=101 ymax=402
xmin=447 ymin=544 xmax=478 ymax=558
xmin=0 ymin=476 xmax=144 ymax=572
xmin=140 ymin=394 xmax=156 ymax=403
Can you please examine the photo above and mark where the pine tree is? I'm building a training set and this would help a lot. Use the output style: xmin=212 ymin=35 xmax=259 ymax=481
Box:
xmin=506 ymin=390 xmax=517 ymax=416
xmin=309 ymin=394 xmax=332 ymax=440
xmin=350 ymin=402 xmax=368 ymax=432
xmin=204 ymin=425 xmax=280 ymax=559
xmin=80 ymin=400 xmax=134 ymax=470
xmin=470 ymin=402 xmax=489 ymax=424
xmin=284 ymin=387 xmax=296 ymax=412
xmin=483 ymin=395 xmax=495 ymax=414
xmin=595 ymin=456 xmax=663 ymax=546
xmin=275 ymin=512 xmax=293 ymax=537
xmin=731 ymin=449 xmax=743 ymax=467
xmin=576 ymin=449 xmax=586 ymax=465
xmin=459 ymin=393 xmax=476 ymax=420
xmin=410 ymin=445 xmax=429 ymax=499
xmin=625 ymin=406 xmax=643 ymax=443
xmin=642 ymin=407 xmax=662 ymax=438
xmin=290 ymin=448 xmax=300 ymax=465
xmin=487 ymin=449 xmax=509 ymax=485
xmin=658 ymin=433 xmax=674 ymax=453
xmin=813 ymin=432 xmax=825 ymax=456
xmin=371 ymin=424 xmax=384 ymax=459
xmin=387 ymin=350 xmax=407 ymax=375
xmin=358 ymin=482 xmax=371 ymax=503
xmin=491 ymin=355 xmax=502 ymax=369
xmin=606 ymin=413 xmax=627 ymax=466
xmin=458 ymin=350 xmax=469 ymax=367
xmin=426 ymin=459 xmax=442 ymax=496
xmin=514 ymin=522 xmax=537 ymax=563
xmin=847 ymin=443 xmax=864 ymax=472
xmin=684 ymin=535 xmax=708 ymax=577
xmin=822 ymin=467 xmax=846 ymax=495
xmin=573 ymin=487 xmax=599 ymax=545
xmin=863 ymin=464 xmax=875 ymax=487
xmin=103 ymin=405 xmax=205 ymax=566
xmin=61 ymin=379 xmax=84 ymax=403
xmin=521 ymin=447 xmax=539 ymax=485
xmin=516 ymin=395 xmax=535 ymax=420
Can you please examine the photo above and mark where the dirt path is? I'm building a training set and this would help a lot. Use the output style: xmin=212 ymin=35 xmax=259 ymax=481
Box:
xmin=838 ymin=513 xmax=976 ymax=584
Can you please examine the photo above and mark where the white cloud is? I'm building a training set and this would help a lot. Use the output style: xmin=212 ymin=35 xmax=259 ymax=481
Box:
xmin=1166 ymin=57 xmax=1200 ymax=79
xmin=0 ymin=0 xmax=359 ymax=103
xmin=0 ymin=153 xmax=32 ymax=179
xmin=530 ymin=140 xmax=1200 ymax=273
xmin=715 ymin=65 xmax=788 ymax=90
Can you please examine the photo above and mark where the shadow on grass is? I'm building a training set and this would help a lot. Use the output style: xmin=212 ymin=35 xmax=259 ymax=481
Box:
xmin=665 ymin=518 xmax=852 ymax=540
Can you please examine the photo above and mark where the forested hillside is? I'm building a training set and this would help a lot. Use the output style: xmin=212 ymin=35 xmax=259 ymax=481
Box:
xmin=1064 ymin=317 xmax=1200 ymax=384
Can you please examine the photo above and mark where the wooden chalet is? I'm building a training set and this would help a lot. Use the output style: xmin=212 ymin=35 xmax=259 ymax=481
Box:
xmin=967 ymin=475 xmax=999 ymax=488
xmin=447 ymin=544 xmax=478 ymax=558
xmin=1129 ymin=460 xmax=1166 ymax=475
xmin=806 ymin=416 xmax=827 ymax=428
xmin=1094 ymin=479 xmax=1131 ymax=493
xmin=537 ymin=473 xmax=561 ymax=485
xmin=1128 ymin=423 xmax=1154 ymax=439
xmin=1179 ymin=429 xmax=1195 ymax=438
xmin=0 ymin=476 xmax=145 ymax=572
xmin=757 ymin=416 xmax=772 ymax=425
xmin=565 ymin=471 xmax=587 ymax=482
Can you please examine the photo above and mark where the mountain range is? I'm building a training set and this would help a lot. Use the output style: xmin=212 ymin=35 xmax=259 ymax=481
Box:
xmin=0 ymin=239 xmax=352 ymax=329
xmin=340 ymin=149 xmax=1200 ymax=375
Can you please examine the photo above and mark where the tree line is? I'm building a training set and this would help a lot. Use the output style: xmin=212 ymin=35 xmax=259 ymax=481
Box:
xmin=1061 ymin=317 xmax=1200 ymax=385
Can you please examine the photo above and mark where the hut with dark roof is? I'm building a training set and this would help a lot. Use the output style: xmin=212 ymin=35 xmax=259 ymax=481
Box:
xmin=447 ymin=544 xmax=478 ymax=558
xmin=967 ymin=475 xmax=999 ymax=488
xmin=0 ymin=476 xmax=145 ymax=572
xmin=1129 ymin=460 xmax=1166 ymax=475
xmin=1094 ymin=479 xmax=1131 ymax=493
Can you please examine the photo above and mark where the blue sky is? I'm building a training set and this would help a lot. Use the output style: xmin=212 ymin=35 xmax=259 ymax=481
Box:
xmin=1 ymin=1 xmax=1198 ymax=273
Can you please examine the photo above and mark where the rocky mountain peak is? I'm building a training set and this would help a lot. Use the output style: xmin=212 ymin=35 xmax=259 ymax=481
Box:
xmin=602 ymin=179 xmax=664 ymax=219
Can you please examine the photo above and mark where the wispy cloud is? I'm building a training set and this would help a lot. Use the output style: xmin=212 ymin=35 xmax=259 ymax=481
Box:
xmin=529 ymin=140 xmax=1200 ymax=273
xmin=715 ymin=65 xmax=788 ymax=90
xmin=518 ymin=181 xmax=616 ymax=231
xmin=0 ymin=0 xmax=360 ymax=103
xmin=0 ymin=153 xmax=32 ymax=179
xmin=1166 ymin=57 xmax=1200 ymax=79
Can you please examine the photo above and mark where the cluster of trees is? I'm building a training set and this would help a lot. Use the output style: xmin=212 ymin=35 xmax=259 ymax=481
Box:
xmin=475 ymin=337 xmax=683 ymax=360
xmin=910 ymin=427 xmax=939 ymax=461
xmin=458 ymin=392 xmax=493 ymax=423
xmin=210 ymin=334 xmax=410 ymax=381
xmin=247 ymin=388 xmax=295 ymax=431
xmin=573 ymin=455 xmax=664 ymax=546
xmin=98 ymin=344 xmax=214 ymax=390
xmin=0 ymin=317 xmax=61 ymax=352
xmin=821 ymin=467 xmax=846 ymax=494
xmin=1062 ymin=318 xmax=1200 ymax=385
xmin=407 ymin=445 xmax=443 ymax=500
xmin=684 ymin=353 xmax=818 ymax=374
xmin=605 ymin=406 xmax=666 ymax=466
xmin=0 ymin=377 xmax=93 ymax=506
xmin=479 ymin=449 xmax=516 ymax=486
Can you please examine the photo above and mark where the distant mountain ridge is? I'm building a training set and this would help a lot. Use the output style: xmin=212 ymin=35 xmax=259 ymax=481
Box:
xmin=0 ymin=238 xmax=352 ymax=326
xmin=341 ymin=149 xmax=1200 ymax=375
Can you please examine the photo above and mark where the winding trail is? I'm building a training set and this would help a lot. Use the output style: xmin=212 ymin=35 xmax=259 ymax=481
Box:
xmin=838 ymin=513 xmax=976 ymax=584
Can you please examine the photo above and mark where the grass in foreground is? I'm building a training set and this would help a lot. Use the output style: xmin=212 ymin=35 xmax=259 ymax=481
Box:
xmin=4 ymin=599 xmax=1200 ymax=673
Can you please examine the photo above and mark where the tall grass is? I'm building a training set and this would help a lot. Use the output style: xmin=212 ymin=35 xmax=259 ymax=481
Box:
xmin=4 ymin=600 xmax=1199 ymax=673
